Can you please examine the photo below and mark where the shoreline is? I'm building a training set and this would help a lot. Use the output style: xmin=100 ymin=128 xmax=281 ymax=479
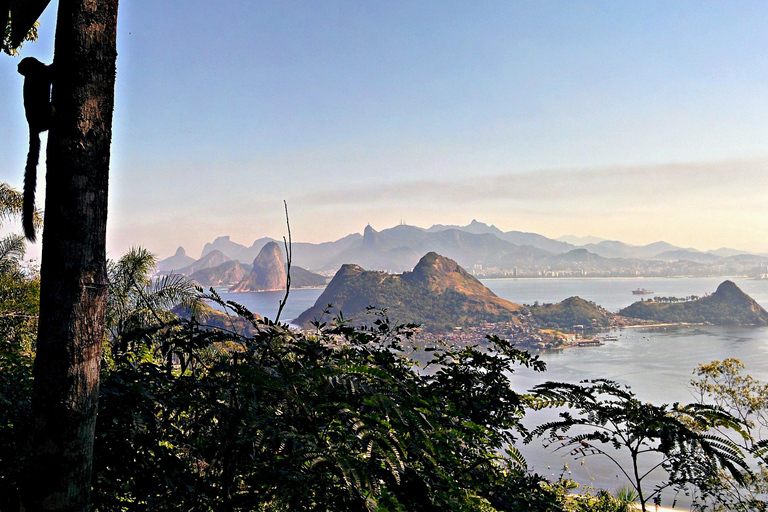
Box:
xmin=618 ymin=322 xmax=706 ymax=329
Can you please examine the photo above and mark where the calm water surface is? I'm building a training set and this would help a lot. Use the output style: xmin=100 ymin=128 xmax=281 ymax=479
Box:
xmin=220 ymin=277 xmax=768 ymax=504
xmin=485 ymin=277 xmax=768 ymax=503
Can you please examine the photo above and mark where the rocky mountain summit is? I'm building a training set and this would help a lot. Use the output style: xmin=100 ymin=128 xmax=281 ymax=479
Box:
xmin=294 ymin=252 xmax=524 ymax=332
xmin=159 ymin=220 xmax=762 ymax=280
xmin=157 ymin=246 xmax=195 ymax=272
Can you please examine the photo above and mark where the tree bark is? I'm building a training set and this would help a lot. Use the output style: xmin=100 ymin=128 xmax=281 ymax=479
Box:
xmin=24 ymin=1 xmax=118 ymax=510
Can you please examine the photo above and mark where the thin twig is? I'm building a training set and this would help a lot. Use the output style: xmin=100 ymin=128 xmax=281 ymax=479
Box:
xmin=275 ymin=201 xmax=291 ymax=324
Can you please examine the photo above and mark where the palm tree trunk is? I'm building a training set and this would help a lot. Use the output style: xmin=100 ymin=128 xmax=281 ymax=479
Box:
xmin=24 ymin=1 xmax=119 ymax=510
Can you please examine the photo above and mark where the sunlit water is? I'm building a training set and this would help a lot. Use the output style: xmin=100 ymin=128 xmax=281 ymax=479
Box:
xmin=217 ymin=277 xmax=768 ymax=505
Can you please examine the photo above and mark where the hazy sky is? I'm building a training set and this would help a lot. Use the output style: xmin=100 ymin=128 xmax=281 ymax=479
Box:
xmin=2 ymin=1 xmax=768 ymax=259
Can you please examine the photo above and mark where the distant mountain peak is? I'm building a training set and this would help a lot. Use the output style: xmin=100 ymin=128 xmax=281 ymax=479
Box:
xmin=362 ymin=224 xmax=380 ymax=248
xmin=157 ymin=245 xmax=196 ymax=273
xmin=176 ymin=250 xmax=231 ymax=276
xmin=469 ymin=219 xmax=496 ymax=229
xmin=556 ymin=234 xmax=607 ymax=246
xmin=254 ymin=241 xmax=283 ymax=264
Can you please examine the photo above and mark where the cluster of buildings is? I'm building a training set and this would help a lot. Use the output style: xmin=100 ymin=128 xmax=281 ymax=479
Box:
xmin=411 ymin=321 xmax=553 ymax=349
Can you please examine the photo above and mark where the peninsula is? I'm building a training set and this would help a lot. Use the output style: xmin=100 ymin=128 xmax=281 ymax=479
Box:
xmin=617 ymin=280 xmax=768 ymax=326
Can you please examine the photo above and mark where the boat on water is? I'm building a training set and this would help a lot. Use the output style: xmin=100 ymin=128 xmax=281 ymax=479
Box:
xmin=632 ymin=288 xmax=654 ymax=295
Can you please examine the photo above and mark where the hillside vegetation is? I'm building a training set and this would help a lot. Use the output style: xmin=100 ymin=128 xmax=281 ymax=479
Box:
xmin=618 ymin=280 xmax=768 ymax=326
xmin=529 ymin=296 xmax=617 ymax=329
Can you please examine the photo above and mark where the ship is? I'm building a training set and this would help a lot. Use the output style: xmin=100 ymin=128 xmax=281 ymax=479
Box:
xmin=632 ymin=288 xmax=654 ymax=295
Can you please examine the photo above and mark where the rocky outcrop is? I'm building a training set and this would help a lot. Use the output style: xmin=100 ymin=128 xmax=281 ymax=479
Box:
xmin=229 ymin=242 xmax=328 ymax=292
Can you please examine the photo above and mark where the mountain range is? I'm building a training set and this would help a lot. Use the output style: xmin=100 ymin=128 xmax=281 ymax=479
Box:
xmin=157 ymin=220 xmax=766 ymax=278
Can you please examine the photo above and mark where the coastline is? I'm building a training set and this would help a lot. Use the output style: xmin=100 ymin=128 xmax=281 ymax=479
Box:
xmin=619 ymin=322 xmax=705 ymax=329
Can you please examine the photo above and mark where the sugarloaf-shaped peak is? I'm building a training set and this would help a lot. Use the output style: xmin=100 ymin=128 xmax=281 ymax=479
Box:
xmin=713 ymin=280 xmax=749 ymax=302
xmin=174 ymin=247 xmax=187 ymax=257
xmin=254 ymin=241 xmax=283 ymax=267
xmin=230 ymin=242 xmax=286 ymax=292
xmin=252 ymin=242 xmax=287 ymax=288
xmin=228 ymin=242 xmax=326 ymax=292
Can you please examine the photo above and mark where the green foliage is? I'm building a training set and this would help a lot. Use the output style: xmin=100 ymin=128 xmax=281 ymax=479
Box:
xmin=106 ymin=246 xmax=203 ymax=350
xmin=0 ymin=183 xmax=42 ymax=232
xmin=91 ymin=297 xmax=556 ymax=511
xmin=2 ymin=14 xmax=39 ymax=55
xmin=529 ymin=379 xmax=751 ymax=512
xmin=689 ymin=359 xmax=768 ymax=511
xmin=3 ymin=239 xmax=761 ymax=512
xmin=0 ymin=264 xmax=37 ymax=510
xmin=0 ymin=184 xmax=39 ymax=508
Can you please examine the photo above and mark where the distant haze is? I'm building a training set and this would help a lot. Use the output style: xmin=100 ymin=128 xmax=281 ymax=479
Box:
xmin=109 ymin=158 xmax=768 ymax=260
xmin=2 ymin=3 xmax=767 ymax=259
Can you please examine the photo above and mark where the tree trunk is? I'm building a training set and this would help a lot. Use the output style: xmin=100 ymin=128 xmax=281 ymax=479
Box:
xmin=24 ymin=1 xmax=118 ymax=510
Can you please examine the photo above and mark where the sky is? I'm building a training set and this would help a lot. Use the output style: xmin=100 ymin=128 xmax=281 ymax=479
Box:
xmin=2 ymin=1 xmax=768 ymax=260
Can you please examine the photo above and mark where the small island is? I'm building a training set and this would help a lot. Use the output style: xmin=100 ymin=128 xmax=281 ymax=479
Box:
xmin=618 ymin=280 xmax=768 ymax=326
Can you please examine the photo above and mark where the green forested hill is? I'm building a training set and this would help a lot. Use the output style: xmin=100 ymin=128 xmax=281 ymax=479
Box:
xmin=529 ymin=296 xmax=616 ymax=329
xmin=293 ymin=252 xmax=524 ymax=332
xmin=618 ymin=280 xmax=768 ymax=326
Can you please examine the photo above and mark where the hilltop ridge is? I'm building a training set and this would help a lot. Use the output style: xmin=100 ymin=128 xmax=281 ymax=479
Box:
xmin=294 ymin=252 xmax=524 ymax=332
